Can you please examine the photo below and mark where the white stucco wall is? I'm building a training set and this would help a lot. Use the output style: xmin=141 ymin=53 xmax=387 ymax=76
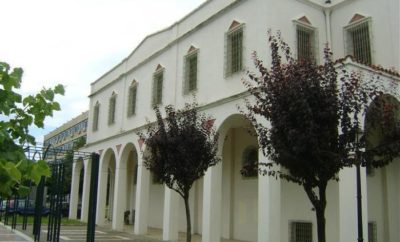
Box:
xmin=78 ymin=0 xmax=400 ymax=241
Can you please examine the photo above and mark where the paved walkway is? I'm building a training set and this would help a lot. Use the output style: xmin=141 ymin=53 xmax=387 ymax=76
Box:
xmin=0 ymin=223 xmax=32 ymax=242
xmin=17 ymin=225 xmax=161 ymax=242
xmin=2 ymin=223 xmax=247 ymax=242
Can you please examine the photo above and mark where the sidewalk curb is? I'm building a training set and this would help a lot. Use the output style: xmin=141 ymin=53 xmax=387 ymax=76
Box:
xmin=0 ymin=222 xmax=34 ymax=242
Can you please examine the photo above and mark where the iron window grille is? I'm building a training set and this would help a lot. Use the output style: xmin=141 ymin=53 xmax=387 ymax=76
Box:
xmin=290 ymin=221 xmax=313 ymax=242
xmin=152 ymin=69 xmax=164 ymax=106
xmin=108 ymin=92 xmax=117 ymax=125
xmin=296 ymin=24 xmax=317 ymax=62
xmin=184 ymin=50 xmax=198 ymax=94
xmin=92 ymin=102 xmax=100 ymax=132
xmin=241 ymin=146 xmax=258 ymax=178
xmin=127 ymin=81 xmax=138 ymax=117
xmin=344 ymin=17 xmax=373 ymax=64
xmin=225 ymin=23 xmax=244 ymax=77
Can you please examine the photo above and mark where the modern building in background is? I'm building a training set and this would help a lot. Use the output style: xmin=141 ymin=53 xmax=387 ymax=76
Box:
xmin=43 ymin=111 xmax=88 ymax=151
xmin=66 ymin=0 xmax=399 ymax=242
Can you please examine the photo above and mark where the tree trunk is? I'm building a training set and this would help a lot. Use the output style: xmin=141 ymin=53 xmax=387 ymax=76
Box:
xmin=315 ymin=205 xmax=326 ymax=242
xmin=316 ymin=184 xmax=327 ymax=242
xmin=184 ymin=194 xmax=192 ymax=242
xmin=304 ymin=183 xmax=327 ymax=242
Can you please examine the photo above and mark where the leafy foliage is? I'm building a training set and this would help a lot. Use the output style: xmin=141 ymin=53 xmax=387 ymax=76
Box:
xmin=0 ymin=61 xmax=64 ymax=198
xmin=364 ymin=94 xmax=400 ymax=167
xmin=242 ymin=32 xmax=399 ymax=242
xmin=139 ymin=102 xmax=220 ymax=242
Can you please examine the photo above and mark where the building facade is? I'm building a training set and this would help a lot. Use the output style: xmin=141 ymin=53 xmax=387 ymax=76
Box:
xmin=69 ymin=0 xmax=400 ymax=242
xmin=43 ymin=111 xmax=88 ymax=151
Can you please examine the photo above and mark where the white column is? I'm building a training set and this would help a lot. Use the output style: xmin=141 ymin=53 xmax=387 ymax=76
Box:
xmin=162 ymin=186 xmax=180 ymax=241
xmin=134 ymin=156 xmax=150 ymax=235
xmin=81 ymin=159 xmax=91 ymax=222
xmin=96 ymin=168 xmax=108 ymax=226
xmin=338 ymin=167 xmax=368 ymax=242
xmin=112 ymin=165 xmax=127 ymax=231
xmin=202 ymin=162 xmax=222 ymax=242
xmin=258 ymin=154 xmax=281 ymax=242
xmin=69 ymin=162 xmax=80 ymax=219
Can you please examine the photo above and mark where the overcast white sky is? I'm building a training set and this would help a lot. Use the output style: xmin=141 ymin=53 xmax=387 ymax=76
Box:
xmin=0 ymin=0 xmax=206 ymax=143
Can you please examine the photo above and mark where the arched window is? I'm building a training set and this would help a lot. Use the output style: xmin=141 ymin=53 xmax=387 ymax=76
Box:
xmin=241 ymin=145 xmax=258 ymax=178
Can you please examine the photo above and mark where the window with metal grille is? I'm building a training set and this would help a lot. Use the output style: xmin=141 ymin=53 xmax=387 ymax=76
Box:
xmin=127 ymin=81 xmax=138 ymax=117
xmin=345 ymin=19 xmax=372 ymax=64
xmin=225 ymin=24 xmax=244 ymax=77
xmin=92 ymin=102 xmax=100 ymax=131
xmin=152 ymin=70 xmax=163 ymax=106
xmin=241 ymin=146 xmax=258 ymax=178
xmin=290 ymin=221 xmax=312 ymax=242
xmin=296 ymin=25 xmax=315 ymax=61
xmin=108 ymin=92 xmax=117 ymax=125
xmin=184 ymin=50 xmax=198 ymax=94
xmin=368 ymin=222 xmax=377 ymax=242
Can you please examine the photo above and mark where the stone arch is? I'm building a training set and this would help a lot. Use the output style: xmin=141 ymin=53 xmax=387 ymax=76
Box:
xmin=96 ymin=147 xmax=117 ymax=225
xmin=216 ymin=113 xmax=258 ymax=241
xmin=111 ymin=142 xmax=140 ymax=230
xmin=364 ymin=94 xmax=400 ymax=242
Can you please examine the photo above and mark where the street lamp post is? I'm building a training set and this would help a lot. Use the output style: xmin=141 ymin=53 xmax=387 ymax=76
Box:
xmin=354 ymin=129 xmax=364 ymax=242
xmin=356 ymin=157 xmax=364 ymax=242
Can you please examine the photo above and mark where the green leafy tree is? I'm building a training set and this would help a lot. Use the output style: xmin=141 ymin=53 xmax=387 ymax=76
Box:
xmin=242 ymin=33 xmax=399 ymax=242
xmin=0 ymin=61 xmax=64 ymax=197
xmin=139 ymin=103 xmax=220 ymax=242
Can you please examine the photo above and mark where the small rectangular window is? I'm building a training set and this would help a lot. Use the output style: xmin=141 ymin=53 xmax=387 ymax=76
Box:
xmin=225 ymin=25 xmax=244 ymax=77
xmin=290 ymin=221 xmax=312 ymax=242
xmin=152 ymin=70 xmax=163 ymax=106
xmin=345 ymin=19 xmax=372 ymax=64
xmin=368 ymin=222 xmax=377 ymax=242
xmin=184 ymin=51 xmax=198 ymax=94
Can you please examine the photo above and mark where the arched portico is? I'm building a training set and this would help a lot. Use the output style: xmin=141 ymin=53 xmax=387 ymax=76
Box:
xmin=202 ymin=113 xmax=266 ymax=242
xmin=365 ymin=94 xmax=400 ymax=242
xmin=112 ymin=143 xmax=139 ymax=231
xmin=220 ymin=114 xmax=259 ymax=241
xmin=96 ymin=148 xmax=117 ymax=226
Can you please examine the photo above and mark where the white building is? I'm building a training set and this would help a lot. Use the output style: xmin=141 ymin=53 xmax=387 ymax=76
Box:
xmin=68 ymin=0 xmax=400 ymax=241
